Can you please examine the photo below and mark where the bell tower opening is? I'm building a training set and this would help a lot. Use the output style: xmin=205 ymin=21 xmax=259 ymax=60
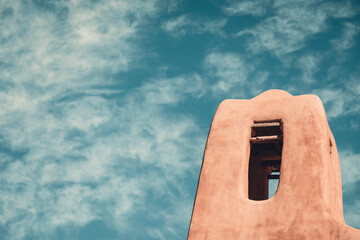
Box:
xmin=248 ymin=120 xmax=283 ymax=201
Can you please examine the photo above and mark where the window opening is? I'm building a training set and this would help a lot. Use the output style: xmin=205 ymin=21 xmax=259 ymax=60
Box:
xmin=248 ymin=120 xmax=283 ymax=200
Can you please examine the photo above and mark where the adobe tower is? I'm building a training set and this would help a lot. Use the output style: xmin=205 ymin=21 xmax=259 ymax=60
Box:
xmin=188 ymin=90 xmax=360 ymax=239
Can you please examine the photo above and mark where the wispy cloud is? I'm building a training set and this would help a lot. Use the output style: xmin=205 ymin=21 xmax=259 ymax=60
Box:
xmin=313 ymin=72 xmax=360 ymax=119
xmin=339 ymin=150 xmax=360 ymax=228
xmin=1 ymin=0 xmax=359 ymax=238
xmin=0 ymin=74 xmax=205 ymax=240
xmin=0 ymin=0 xmax=206 ymax=239
xmin=140 ymin=74 xmax=205 ymax=104
xmin=313 ymin=88 xmax=346 ymax=118
xmin=331 ymin=22 xmax=360 ymax=51
xmin=223 ymin=0 xmax=269 ymax=17
xmin=319 ymin=0 xmax=358 ymax=18
xmin=235 ymin=0 xmax=358 ymax=57
xmin=203 ymin=52 xmax=269 ymax=98
xmin=162 ymin=14 xmax=227 ymax=37
xmin=297 ymin=54 xmax=321 ymax=83
xmin=204 ymin=52 xmax=251 ymax=95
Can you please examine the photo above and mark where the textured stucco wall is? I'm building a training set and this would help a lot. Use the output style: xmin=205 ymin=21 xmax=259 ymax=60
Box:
xmin=188 ymin=90 xmax=360 ymax=240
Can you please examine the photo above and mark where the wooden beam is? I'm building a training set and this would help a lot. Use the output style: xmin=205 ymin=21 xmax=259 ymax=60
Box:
xmin=250 ymin=135 xmax=282 ymax=143
xmin=268 ymin=174 xmax=280 ymax=180
xmin=271 ymin=166 xmax=281 ymax=172
xmin=262 ymin=160 xmax=281 ymax=166
xmin=259 ymin=155 xmax=281 ymax=161
xmin=253 ymin=122 xmax=281 ymax=127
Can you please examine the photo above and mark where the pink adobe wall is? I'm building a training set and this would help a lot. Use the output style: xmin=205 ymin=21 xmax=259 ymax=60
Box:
xmin=188 ymin=90 xmax=360 ymax=240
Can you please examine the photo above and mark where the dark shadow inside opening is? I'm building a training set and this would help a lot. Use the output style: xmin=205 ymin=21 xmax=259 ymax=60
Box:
xmin=249 ymin=120 xmax=283 ymax=200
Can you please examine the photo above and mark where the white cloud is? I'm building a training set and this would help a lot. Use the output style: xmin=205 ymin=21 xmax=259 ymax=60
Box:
xmin=297 ymin=54 xmax=321 ymax=83
xmin=202 ymin=52 xmax=272 ymax=98
xmin=343 ymin=73 xmax=360 ymax=116
xmin=344 ymin=200 xmax=360 ymax=228
xmin=313 ymin=89 xmax=346 ymax=118
xmin=165 ymin=0 xmax=183 ymax=13
xmin=339 ymin=150 xmax=360 ymax=228
xmin=203 ymin=51 xmax=273 ymax=99
xmin=204 ymin=52 xmax=250 ymax=94
xmin=319 ymin=1 xmax=358 ymax=18
xmin=140 ymin=74 xmax=205 ymax=104
xmin=0 ymin=0 xmax=159 ymax=91
xmin=331 ymin=22 xmax=360 ymax=51
xmin=1 ymin=0 xmax=357 ymax=238
xmin=237 ymin=13 xmax=326 ymax=56
xmin=0 ymin=0 xmax=206 ymax=239
xmin=162 ymin=14 xmax=227 ymax=37
xmin=313 ymin=78 xmax=360 ymax=119
xmin=0 ymin=77 xmax=205 ymax=240
xmin=339 ymin=151 xmax=360 ymax=187
xmin=0 ymin=78 xmax=205 ymax=239
xmin=223 ymin=0 xmax=269 ymax=17
xmin=348 ymin=74 xmax=360 ymax=96
xmin=235 ymin=0 xmax=359 ymax=57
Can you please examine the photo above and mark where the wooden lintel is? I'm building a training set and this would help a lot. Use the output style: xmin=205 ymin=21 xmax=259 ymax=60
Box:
xmin=262 ymin=160 xmax=281 ymax=166
xmin=250 ymin=135 xmax=282 ymax=143
xmin=271 ymin=166 xmax=281 ymax=172
xmin=268 ymin=174 xmax=280 ymax=180
xmin=253 ymin=122 xmax=281 ymax=128
xmin=260 ymin=155 xmax=281 ymax=161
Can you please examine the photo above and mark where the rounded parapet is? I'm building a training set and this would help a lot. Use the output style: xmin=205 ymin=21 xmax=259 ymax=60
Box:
xmin=188 ymin=89 xmax=359 ymax=239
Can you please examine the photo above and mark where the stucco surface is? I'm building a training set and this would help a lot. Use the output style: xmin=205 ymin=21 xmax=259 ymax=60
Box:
xmin=187 ymin=90 xmax=360 ymax=240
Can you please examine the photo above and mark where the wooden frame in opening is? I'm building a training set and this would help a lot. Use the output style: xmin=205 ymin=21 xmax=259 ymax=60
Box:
xmin=248 ymin=120 xmax=283 ymax=200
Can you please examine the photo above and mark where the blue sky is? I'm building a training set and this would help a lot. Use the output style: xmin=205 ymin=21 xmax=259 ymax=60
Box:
xmin=0 ymin=0 xmax=359 ymax=239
